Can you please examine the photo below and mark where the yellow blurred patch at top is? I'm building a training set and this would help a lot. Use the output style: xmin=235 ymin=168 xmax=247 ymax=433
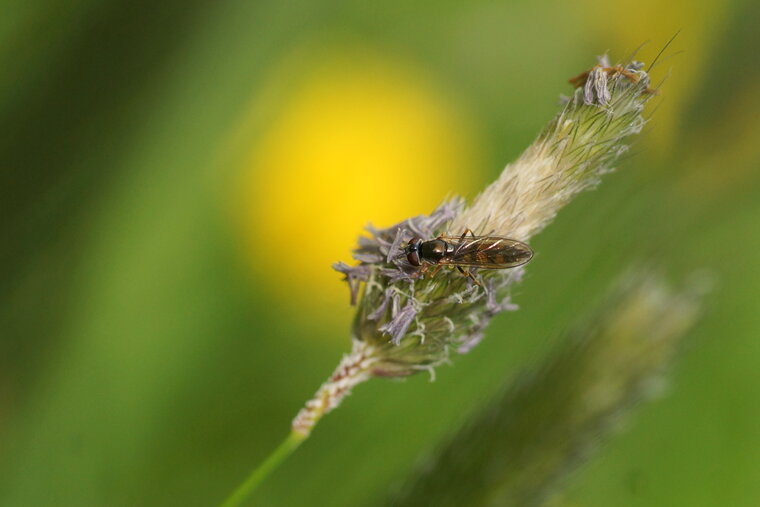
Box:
xmin=238 ymin=50 xmax=483 ymax=323
xmin=579 ymin=0 xmax=730 ymax=154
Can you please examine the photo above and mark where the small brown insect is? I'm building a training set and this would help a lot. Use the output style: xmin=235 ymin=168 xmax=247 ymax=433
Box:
xmin=404 ymin=229 xmax=533 ymax=285
xmin=568 ymin=64 xmax=657 ymax=95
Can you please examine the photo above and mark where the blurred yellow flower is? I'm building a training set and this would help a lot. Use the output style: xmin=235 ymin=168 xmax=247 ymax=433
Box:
xmin=239 ymin=50 xmax=483 ymax=321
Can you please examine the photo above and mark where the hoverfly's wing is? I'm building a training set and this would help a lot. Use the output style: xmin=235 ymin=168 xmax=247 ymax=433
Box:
xmin=438 ymin=236 xmax=533 ymax=269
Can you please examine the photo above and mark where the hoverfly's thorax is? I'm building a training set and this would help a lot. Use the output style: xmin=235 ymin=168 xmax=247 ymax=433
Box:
xmin=419 ymin=239 xmax=448 ymax=263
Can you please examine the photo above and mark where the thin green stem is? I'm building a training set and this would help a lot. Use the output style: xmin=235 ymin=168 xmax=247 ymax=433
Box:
xmin=220 ymin=431 xmax=307 ymax=507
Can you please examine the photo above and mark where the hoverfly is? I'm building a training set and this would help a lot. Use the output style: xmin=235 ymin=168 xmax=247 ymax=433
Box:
xmin=403 ymin=229 xmax=533 ymax=285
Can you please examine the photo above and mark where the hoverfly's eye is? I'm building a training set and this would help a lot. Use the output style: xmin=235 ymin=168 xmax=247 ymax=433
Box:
xmin=407 ymin=250 xmax=421 ymax=266
xmin=405 ymin=237 xmax=422 ymax=266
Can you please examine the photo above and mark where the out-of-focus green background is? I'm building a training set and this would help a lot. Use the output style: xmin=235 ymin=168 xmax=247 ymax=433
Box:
xmin=1 ymin=1 xmax=758 ymax=505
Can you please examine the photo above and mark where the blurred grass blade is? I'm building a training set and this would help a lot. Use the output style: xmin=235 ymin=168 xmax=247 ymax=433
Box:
xmin=389 ymin=270 xmax=703 ymax=507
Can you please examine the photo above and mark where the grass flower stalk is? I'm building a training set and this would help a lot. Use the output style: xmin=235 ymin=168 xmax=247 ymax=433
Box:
xmin=220 ymin=53 xmax=658 ymax=505
xmin=293 ymin=54 xmax=654 ymax=438
xmin=219 ymin=432 xmax=305 ymax=507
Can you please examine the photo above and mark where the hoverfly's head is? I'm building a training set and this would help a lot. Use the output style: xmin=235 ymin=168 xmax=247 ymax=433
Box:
xmin=404 ymin=237 xmax=423 ymax=266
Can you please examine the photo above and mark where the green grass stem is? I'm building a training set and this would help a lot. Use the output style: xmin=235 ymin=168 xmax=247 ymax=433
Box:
xmin=219 ymin=431 xmax=306 ymax=507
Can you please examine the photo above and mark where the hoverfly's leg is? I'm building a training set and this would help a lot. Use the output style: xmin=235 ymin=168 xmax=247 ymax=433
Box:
xmin=437 ymin=228 xmax=476 ymax=242
xmin=453 ymin=228 xmax=477 ymax=256
xmin=460 ymin=228 xmax=476 ymax=241
xmin=457 ymin=266 xmax=482 ymax=288
xmin=426 ymin=264 xmax=442 ymax=279
xmin=418 ymin=264 xmax=442 ymax=280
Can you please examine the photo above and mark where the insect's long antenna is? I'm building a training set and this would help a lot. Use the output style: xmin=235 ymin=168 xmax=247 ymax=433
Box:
xmin=647 ymin=50 xmax=685 ymax=71
xmin=647 ymin=30 xmax=681 ymax=73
